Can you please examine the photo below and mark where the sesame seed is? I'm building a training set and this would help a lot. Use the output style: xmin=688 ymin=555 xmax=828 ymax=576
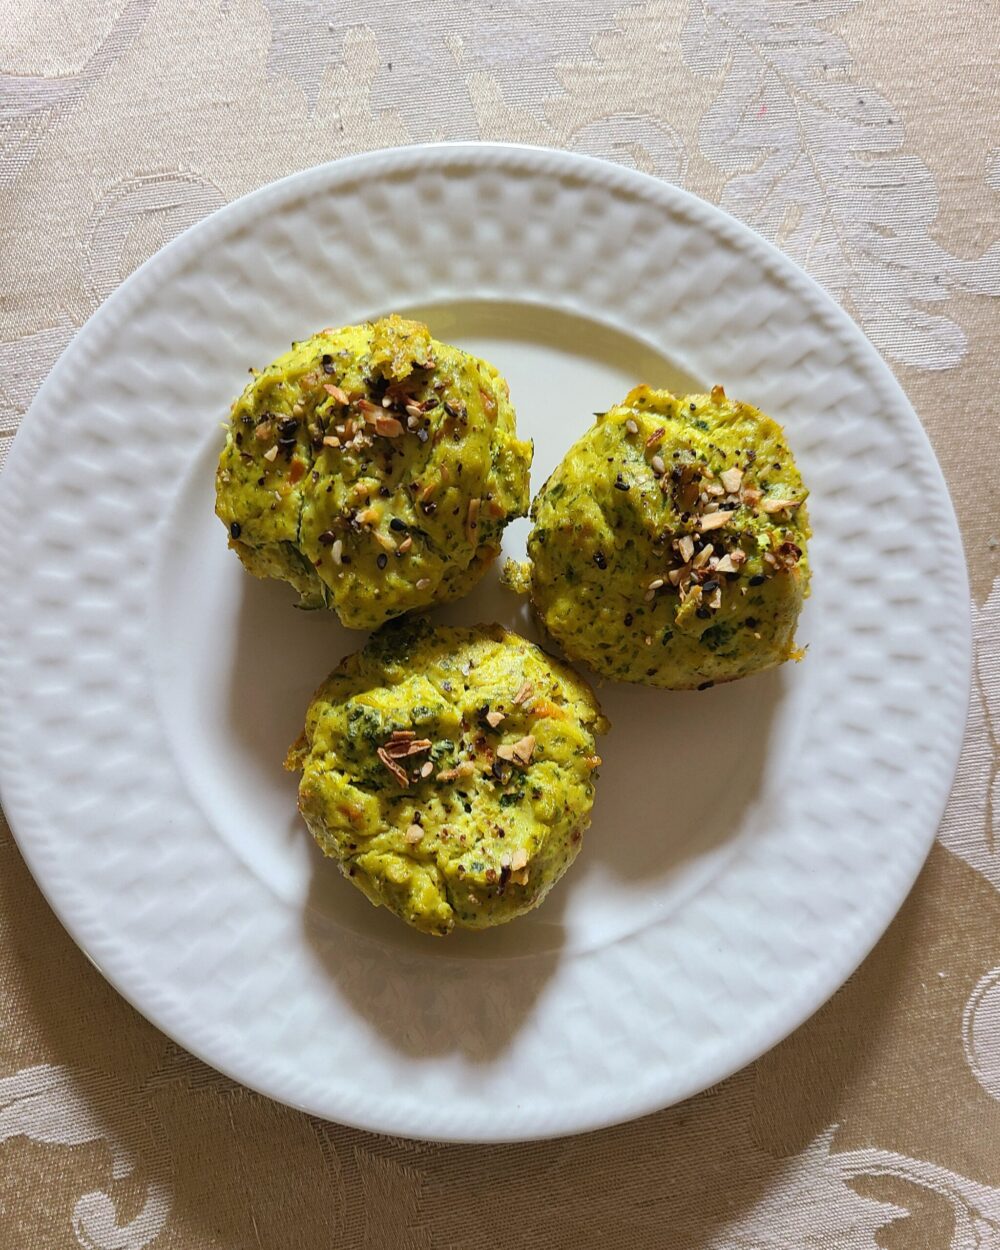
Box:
xmin=625 ymin=418 xmax=639 ymax=435
xmin=416 ymin=578 xmax=431 ymax=590
xmin=331 ymin=539 xmax=343 ymax=565
xmin=651 ymin=455 xmax=665 ymax=476
xmin=377 ymin=553 xmax=388 ymax=569
xmin=229 ymin=522 xmax=241 ymax=539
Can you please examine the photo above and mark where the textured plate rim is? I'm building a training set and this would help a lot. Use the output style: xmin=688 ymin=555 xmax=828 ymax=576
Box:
xmin=0 ymin=142 xmax=972 ymax=1142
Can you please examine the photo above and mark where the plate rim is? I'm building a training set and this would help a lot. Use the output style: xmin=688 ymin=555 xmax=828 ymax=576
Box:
xmin=0 ymin=142 xmax=972 ymax=1142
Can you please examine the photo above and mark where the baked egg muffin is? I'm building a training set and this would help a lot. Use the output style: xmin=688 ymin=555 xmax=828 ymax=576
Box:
xmin=522 ymin=385 xmax=811 ymax=689
xmin=285 ymin=619 xmax=609 ymax=936
xmin=215 ymin=316 xmax=532 ymax=629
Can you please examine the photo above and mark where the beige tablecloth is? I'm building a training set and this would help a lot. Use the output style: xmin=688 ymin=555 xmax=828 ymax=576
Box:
xmin=2 ymin=2 xmax=999 ymax=1245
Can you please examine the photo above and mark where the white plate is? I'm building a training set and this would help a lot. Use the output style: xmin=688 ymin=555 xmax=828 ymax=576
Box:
xmin=0 ymin=144 xmax=970 ymax=1142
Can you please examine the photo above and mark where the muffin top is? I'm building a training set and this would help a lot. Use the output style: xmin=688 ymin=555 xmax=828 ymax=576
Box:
xmin=286 ymin=619 xmax=609 ymax=936
xmin=524 ymin=385 xmax=811 ymax=689
xmin=215 ymin=317 xmax=532 ymax=629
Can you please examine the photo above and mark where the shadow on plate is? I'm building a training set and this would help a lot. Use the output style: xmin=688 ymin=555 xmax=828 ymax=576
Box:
xmin=584 ymin=662 xmax=785 ymax=885
xmin=302 ymin=857 xmax=567 ymax=1062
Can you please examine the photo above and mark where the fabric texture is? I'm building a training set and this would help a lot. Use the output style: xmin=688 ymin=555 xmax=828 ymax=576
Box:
xmin=1 ymin=1 xmax=998 ymax=1244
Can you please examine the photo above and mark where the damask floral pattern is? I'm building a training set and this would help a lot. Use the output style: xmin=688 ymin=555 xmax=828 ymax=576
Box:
xmin=0 ymin=0 xmax=997 ymax=1245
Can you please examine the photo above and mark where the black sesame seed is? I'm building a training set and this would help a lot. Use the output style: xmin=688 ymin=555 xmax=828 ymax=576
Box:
xmin=702 ymin=579 xmax=719 ymax=594
xmin=389 ymin=517 xmax=407 ymax=532
xmin=321 ymin=354 xmax=334 ymax=374
xmin=229 ymin=522 xmax=241 ymax=539
xmin=376 ymin=553 xmax=388 ymax=569
xmin=696 ymin=607 xmax=711 ymax=619
xmin=749 ymin=574 xmax=766 ymax=586
xmin=697 ymin=680 xmax=714 ymax=691
xmin=614 ymin=474 xmax=630 ymax=491
xmin=745 ymin=617 xmax=758 ymax=628
xmin=624 ymin=612 xmax=633 ymax=627
xmin=379 ymin=486 xmax=391 ymax=498
xmin=318 ymin=530 xmax=337 ymax=546
xmin=594 ymin=551 xmax=607 ymax=569
xmin=277 ymin=417 xmax=298 ymax=436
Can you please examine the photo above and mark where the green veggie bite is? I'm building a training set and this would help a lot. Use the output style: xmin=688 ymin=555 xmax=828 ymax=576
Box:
xmin=285 ymin=620 xmax=609 ymax=936
xmin=215 ymin=317 xmax=532 ymax=629
xmin=521 ymin=385 xmax=811 ymax=690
